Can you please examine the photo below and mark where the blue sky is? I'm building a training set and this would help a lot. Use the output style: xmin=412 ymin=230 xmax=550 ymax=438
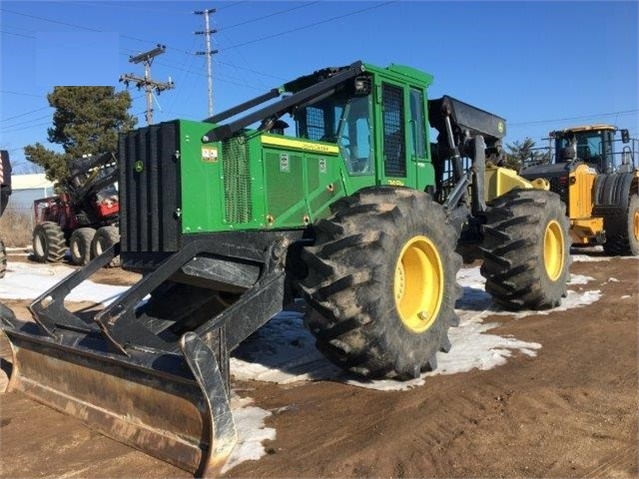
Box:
xmin=1 ymin=0 xmax=637 ymax=173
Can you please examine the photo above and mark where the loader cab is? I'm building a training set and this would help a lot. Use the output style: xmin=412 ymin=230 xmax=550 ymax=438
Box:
xmin=552 ymin=125 xmax=616 ymax=172
xmin=294 ymin=84 xmax=374 ymax=175
xmin=293 ymin=63 xmax=435 ymax=190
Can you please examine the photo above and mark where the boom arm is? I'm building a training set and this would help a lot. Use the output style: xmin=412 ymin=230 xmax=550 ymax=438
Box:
xmin=201 ymin=61 xmax=365 ymax=143
xmin=428 ymin=95 xmax=507 ymax=214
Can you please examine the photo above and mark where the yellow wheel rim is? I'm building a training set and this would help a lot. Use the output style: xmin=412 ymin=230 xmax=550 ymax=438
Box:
xmin=394 ymin=235 xmax=444 ymax=333
xmin=633 ymin=210 xmax=639 ymax=241
xmin=544 ymin=220 xmax=564 ymax=281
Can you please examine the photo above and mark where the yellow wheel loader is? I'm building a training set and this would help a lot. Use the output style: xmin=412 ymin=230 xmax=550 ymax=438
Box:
xmin=521 ymin=124 xmax=639 ymax=255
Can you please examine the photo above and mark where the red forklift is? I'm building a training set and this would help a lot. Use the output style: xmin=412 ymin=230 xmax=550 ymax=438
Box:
xmin=32 ymin=152 xmax=120 ymax=266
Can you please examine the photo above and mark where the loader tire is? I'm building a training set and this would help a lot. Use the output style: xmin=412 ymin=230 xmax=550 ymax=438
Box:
xmin=301 ymin=187 xmax=462 ymax=380
xmin=69 ymin=228 xmax=95 ymax=265
xmin=0 ymin=239 xmax=6 ymax=278
xmin=91 ymin=226 xmax=120 ymax=267
xmin=32 ymin=221 xmax=66 ymax=263
xmin=602 ymin=193 xmax=639 ymax=256
xmin=480 ymin=189 xmax=571 ymax=310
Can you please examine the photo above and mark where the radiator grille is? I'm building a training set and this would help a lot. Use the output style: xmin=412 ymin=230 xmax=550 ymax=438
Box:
xmin=119 ymin=122 xmax=180 ymax=254
xmin=222 ymin=136 xmax=252 ymax=224
xmin=548 ymin=176 xmax=568 ymax=204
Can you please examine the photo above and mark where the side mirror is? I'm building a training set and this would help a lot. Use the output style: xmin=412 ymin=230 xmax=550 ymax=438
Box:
xmin=621 ymin=129 xmax=630 ymax=143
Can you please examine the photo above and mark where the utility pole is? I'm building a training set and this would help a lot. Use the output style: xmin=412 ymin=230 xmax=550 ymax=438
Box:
xmin=194 ymin=8 xmax=218 ymax=117
xmin=119 ymin=44 xmax=174 ymax=125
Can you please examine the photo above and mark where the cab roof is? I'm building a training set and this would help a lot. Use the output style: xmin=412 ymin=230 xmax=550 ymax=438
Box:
xmin=551 ymin=124 xmax=616 ymax=135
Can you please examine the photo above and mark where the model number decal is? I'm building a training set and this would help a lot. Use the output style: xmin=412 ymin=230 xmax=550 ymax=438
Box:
xmin=201 ymin=147 xmax=218 ymax=162
xmin=388 ymin=179 xmax=404 ymax=186
xmin=279 ymin=154 xmax=290 ymax=173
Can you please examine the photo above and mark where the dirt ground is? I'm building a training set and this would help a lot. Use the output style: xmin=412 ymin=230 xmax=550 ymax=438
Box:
xmin=0 ymin=252 xmax=637 ymax=479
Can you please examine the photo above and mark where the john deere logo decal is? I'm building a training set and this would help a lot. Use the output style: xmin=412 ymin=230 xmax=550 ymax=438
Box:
xmin=497 ymin=122 xmax=504 ymax=134
xmin=134 ymin=161 xmax=144 ymax=173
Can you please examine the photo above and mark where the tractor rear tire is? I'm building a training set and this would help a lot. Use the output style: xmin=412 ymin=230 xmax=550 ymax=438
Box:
xmin=32 ymin=221 xmax=66 ymax=263
xmin=301 ymin=187 xmax=462 ymax=380
xmin=91 ymin=226 xmax=121 ymax=267
xmin=480 ymin=189 xmax=571 ymax=310
xmin=0 ymin=239 xmax=6 ymax=278
xmin=602 ymin=193 xmax=639 ymax=256
xmin=69 ymin=228 xmax=95 ymax=265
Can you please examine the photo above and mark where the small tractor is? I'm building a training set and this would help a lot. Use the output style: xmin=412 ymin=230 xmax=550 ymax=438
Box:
xmin=31 ymin=152 xmax=121 ymax=266
xmin=520 ymin=124 xmax=639 ymax=255
xmin=0 ymin=150 xmax=12 ymax=278
xmin=0 ymin=61 xmax=571 ymax=476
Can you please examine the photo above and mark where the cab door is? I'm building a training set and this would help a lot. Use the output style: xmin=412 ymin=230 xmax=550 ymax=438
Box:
xmin=407 ymin=86 xmax=433 ymax=190
xmin=378 ymin=81 xmax=408 ymax=186
xmin=377 ymin=82 xmax=430 ymax=189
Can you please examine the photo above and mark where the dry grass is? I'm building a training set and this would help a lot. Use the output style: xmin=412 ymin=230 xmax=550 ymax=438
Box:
xmin=0 ymin=209 xmax=34 ymax=247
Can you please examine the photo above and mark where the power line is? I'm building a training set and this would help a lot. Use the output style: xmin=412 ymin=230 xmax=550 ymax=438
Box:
xmin=0 ymin=30 xmax=34 ymax=39
xmin=2 ymin=114 xmax=52 ymax=129
xmin=0 ymin=8 xmax=178 ymax=53
xmin=55 ymin=1 xmax=191 ymax=15
xmin=215 ymin=60 xmax=287 ymax=81
xmin=164 ymin=37 xmax=200 ymax=115
xmin=216 ymin=2 xmax=244 ymax=11
xmin=119 ymin=47 xmax=272 ymax=91
xmin=510 ymin=109 xmax=639 ymax=127
xmin=218 ymin=1 xmax=397 ymax=51
xmin=221 ymin=2 xmax=321 ymax=31
xmin=0 ymin=7 xmax=103 ymax=32
xmin=0 ymin=90 xmax=42 ymax=98
xmin=3 ymin=121 xmax=51 ymax=134
xmin=1 ymin=107 xmax=51 ymax=123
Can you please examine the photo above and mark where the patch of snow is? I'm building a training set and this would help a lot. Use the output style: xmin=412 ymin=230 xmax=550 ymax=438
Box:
xmin=573 ymin=254 xmax=639 ymax=262
xmin=233 ymin=267 xmax=601 ymax=391
xmin=571 ymin=254 xmax=611 ymax=263
xmin=222 ymin=395 xmax=276 ymax=474
xmin=621 ymin=295 xmax=632 ymax=299
xmin=607 ymin=277 xmax=619 ymax=283
xmin=230 ymin=311 xmax=343 ymax=384
xmin=569 ymin=274 xmax=596 ymax=285
xmin=0 ymin=262 xmax=128 ymax=305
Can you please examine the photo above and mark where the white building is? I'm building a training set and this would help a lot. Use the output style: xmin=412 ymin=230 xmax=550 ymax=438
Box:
xmin=6 ymin=173 xmax=55 ymax=214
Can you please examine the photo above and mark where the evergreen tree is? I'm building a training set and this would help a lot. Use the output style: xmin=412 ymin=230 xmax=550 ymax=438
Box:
xmin=504 ymin=137 xmax=550 ymax=171
xmin=25 ymin=87 xmax=137 ymax=183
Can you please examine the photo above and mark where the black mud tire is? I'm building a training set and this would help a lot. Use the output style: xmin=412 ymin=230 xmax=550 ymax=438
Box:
xmin=480 ymin=189 xmax=571 ymax=310
xmin=301 ymin=186 xmax=462 ymax=380
xmin=0 ymin=239 xmax=6 ymax=278
xmin=32 ymin=221 xmax=66 ymax=263
xmin=602 ymin=193 xmax=639 ymax=256
xmin=91 ymin=226 xmax=121 ymax=268
xmin=69 ymin=228 xmax=95 ymax=266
